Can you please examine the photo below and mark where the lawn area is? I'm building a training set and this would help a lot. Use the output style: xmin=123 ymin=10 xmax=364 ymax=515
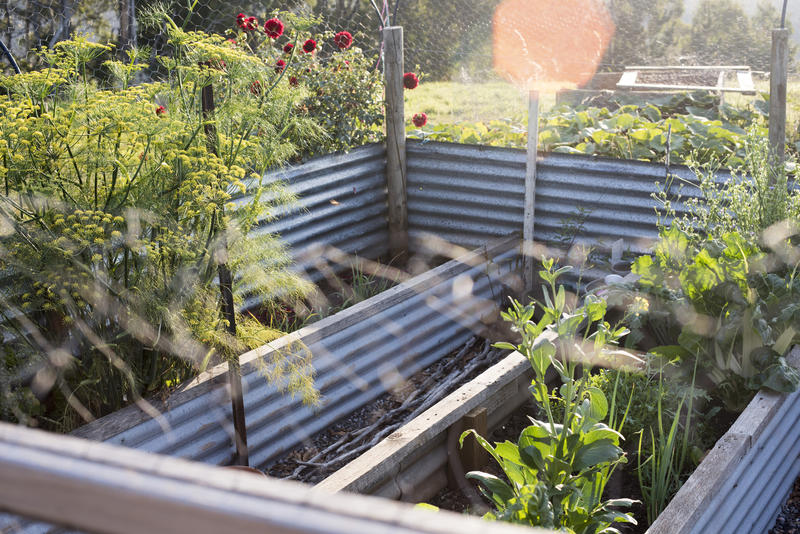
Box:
xmin=407 ymin=78 xmax=800 ymax=140
xmin=404 ymin=80 xmax=555 ymax=125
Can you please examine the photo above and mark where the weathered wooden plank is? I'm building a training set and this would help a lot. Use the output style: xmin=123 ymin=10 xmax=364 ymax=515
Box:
xmin=314 ymin=343 xmax=543 ymax=495
xmin=737 ymin=70 xmax=755 ymax=93
xmin=0 ymin=422 xmax=548 ymax=534
xmin=625 ymin=65 xmax=751 ymax=70
xmin=616 ymin=82 xmax=758 ymax=93
xmin=461 ymin=407 xmax=488 ymax=473
xmin=617 ymin=70 xmax=638 ymax=87
xmin=726 ymin=389 xmax=787 ymax=449
xmin=769 ymin=28 xmax=789 ymax=166
xmin=523 ymin=91 xmax=539 ymax=291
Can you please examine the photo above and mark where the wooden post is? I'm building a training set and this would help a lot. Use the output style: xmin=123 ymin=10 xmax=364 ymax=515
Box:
xmin=202 ymin=83 xmax=249 ymax=466
xmin=769 ymin=28 xmax=789 ymax=169
xmin=117 ymin=0 xmax=137 ymax=52
xmin=523 ymin=91 xmax=540 ymax=291
xmin=459 ymin=407 xmax=487 ymax=472
xmin=383 ymin=26 xmax=408 ymax=260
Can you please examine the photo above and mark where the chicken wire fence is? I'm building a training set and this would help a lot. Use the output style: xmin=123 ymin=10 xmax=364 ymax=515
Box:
xmin=0 ymin=0 xmax=493 ymax=76
xmin=2 ymin=1 xmax=796 ymax=88
xmin=0 ymin=0 xmax=377 ymax=76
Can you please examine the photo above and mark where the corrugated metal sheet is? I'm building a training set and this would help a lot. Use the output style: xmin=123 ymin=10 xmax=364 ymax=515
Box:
xmin=72 ymin=237 xmax=521 ymax=470
xmin=534 ymin=151 xmax=710 ymax=255
xmin=407 ymin=141 xmax=525 ymax=250
xmin=0 ymin=514 xmax=80 ymax=534
xmin=689 ymin=387 xmax=800 ymax=534
xmin=250 ymin=144 xmax=389 ymax=280
xmin=406 ymin=140 xmax=724 ymax=255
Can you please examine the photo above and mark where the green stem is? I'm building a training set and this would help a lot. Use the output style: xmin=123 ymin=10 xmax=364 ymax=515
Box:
xmin=103 ymin=129 xmax=123 ymax=211
xmin=64 ymin=143 xmax=84 ymax=187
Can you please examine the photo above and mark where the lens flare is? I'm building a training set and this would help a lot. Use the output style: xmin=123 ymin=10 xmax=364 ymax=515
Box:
xmin=493 ymin=0 xmax=615 ymax=91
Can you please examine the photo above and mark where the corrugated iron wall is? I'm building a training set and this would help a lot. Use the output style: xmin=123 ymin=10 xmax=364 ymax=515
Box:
xmin=407 ymin=140 xmax=713 ymax=255
xmin=407 ymin=142 xmax=525 ymax=249
xmin=689 ymin=387 xmax=800 ymax=534
xmin=2 ymin=141 xmax=714 ymax=323
xmin=254 ymin=144 xmax=389 ymax=278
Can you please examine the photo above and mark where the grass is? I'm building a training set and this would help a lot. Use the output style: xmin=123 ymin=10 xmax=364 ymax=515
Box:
xmin=404 ymin=80 xmax=543 ymax=125
xmin=405 ymin=77 xmax=800 ymax=138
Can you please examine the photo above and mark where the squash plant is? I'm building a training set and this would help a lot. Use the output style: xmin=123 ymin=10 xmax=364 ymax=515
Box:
xmin=461 ymin=260 xmax=638 ymax=534
xmin=408 ymin=90 xmax=768 ymax=167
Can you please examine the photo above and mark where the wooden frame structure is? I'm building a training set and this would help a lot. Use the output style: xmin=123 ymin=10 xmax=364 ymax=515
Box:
xmin=617 ymin=65 xmax=756 ymax=95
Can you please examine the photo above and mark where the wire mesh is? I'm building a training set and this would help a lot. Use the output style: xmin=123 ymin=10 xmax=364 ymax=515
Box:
xmin=3 ymin=1 xmax=796 ymax=89
xmin=0 ymin=0 xmax=388 ymax=76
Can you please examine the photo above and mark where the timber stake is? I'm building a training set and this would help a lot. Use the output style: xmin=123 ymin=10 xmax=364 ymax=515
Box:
xmin=202 ymin=82 xmax=249 ymax=466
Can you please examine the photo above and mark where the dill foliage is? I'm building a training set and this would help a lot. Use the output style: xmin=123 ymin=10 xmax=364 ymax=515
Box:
xmin=0 ymin=20 xmax=324 ymax=430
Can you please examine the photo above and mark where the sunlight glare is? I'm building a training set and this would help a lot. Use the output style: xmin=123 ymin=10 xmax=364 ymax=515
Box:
xmin=493 ymin=0 xmax=615 ymax=92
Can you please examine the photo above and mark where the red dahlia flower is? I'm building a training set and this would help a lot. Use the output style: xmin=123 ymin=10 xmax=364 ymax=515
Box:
xmin=274 ymin=59 xmax=286 ymax=73
xmin=302 ymin=38 xmax=317 ymax=53
xmin=403 ymin=72 xmax=419 ymax=89
xmin=283 ymin=42 xmax=294 ymax=54
xmin=289 ymin=76 xmax=299 ymax=87
xmin=334 ymin=31 xmax=353 ymax=49
xmin=155 ymin=105 xmax=166 ymax=116
xmin=264 ymin=18 xmax=284 ymax=39
xmin=236 ymin=14 xmax=258 ymax=31
xmin=412 ymin=113 xmax=427 ymax=127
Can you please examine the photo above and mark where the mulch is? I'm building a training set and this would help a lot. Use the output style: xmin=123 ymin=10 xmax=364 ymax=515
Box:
xmin=266 ymin=336 xmax=508 ymax=484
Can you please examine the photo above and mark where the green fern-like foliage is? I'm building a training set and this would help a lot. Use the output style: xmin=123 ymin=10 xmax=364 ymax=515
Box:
xmin=0 ymin=20 xmax=323 ymax=430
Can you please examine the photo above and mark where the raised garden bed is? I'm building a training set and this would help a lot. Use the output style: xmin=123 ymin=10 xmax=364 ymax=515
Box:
xmin=649 ymin=346 xmax=800 ymax=534
xmin=70 ymin=236 xmax=522 ymax=470
xmin=267 ymin=336 xmax=510 ymax=484
xmin=314 ymin=347 xmax=541 ymax=500
xmin=313 ymin=338 xmax=800 ymax=532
